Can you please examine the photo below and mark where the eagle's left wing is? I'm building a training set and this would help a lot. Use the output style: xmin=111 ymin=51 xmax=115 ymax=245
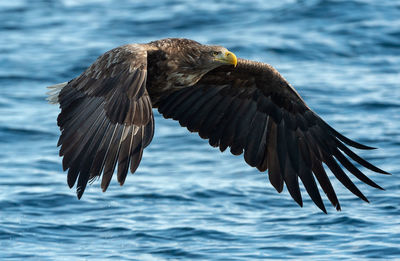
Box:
xmin=56 ymin=45 xmax=154 ymax=198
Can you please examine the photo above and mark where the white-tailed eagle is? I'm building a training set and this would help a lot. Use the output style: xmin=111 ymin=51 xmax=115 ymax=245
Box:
xmin=47 ymin=38 xmax=389 ymax=213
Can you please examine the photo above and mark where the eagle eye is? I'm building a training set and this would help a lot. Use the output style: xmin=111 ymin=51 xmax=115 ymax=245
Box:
xmin=212 ymin=51 xmax=221 ymax=56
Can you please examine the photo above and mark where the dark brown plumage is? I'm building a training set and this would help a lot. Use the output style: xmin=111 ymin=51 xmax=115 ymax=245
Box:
xmin=48 ymin=38 xmax=388 ymax=213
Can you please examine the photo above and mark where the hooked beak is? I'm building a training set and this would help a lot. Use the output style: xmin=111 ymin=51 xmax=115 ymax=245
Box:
xmin=215 ymin=50 xmax=237 ymax=67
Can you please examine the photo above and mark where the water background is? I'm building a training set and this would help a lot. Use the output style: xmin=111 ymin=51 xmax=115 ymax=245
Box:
xmin=1 ymin=0 xmax=399 ymax=260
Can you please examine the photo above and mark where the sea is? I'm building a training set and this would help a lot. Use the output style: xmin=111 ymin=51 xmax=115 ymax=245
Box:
xmin=0 ymin=0 xmax=399 ymax=260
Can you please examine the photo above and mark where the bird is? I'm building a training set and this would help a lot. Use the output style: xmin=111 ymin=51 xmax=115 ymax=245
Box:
xmin=47 ymin=38 xmax=389 ymax=213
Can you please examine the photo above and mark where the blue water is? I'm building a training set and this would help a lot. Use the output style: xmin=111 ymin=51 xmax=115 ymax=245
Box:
xmin=1 ymin=0 xmax=399 ymax=260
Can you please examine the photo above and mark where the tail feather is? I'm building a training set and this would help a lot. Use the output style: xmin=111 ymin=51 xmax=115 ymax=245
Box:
xmin=46 ymin=82 xmax=68 ymax=104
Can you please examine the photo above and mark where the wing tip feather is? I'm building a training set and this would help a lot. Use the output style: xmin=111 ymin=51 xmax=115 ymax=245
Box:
xmin=76 ymin=188 xmax=84 ymax=199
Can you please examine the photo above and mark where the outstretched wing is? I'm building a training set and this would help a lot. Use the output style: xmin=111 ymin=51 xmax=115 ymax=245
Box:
xmin=57 ymin=45 xmax=154 ymax=198
xmin=157 ymin=58 xmax=388 ymax=213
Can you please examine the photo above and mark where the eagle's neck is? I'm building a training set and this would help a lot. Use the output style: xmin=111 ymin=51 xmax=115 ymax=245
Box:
xmin=146 ymin=48 xmax=212 ymax=106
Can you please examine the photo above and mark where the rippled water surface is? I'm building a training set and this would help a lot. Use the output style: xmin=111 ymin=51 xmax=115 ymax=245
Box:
xmin=1 ymin=0 xmax=399 ymax=260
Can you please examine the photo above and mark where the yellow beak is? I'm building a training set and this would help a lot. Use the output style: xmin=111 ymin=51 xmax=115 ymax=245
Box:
xmin=216 ymin=50 xmax=238 ymax=67
xmin=225 ymin=51 xmax=237 ymax=67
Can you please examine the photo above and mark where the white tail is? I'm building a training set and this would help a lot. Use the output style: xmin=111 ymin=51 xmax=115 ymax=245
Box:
xmin=46 ymin=82 xmax=68 ymax=104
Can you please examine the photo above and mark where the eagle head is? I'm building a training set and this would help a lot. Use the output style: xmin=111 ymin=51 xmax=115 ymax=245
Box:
xmin=152 ymin=39 xmax=238 ymax=88
xmin=197 ymin=45 xmax=237 ymax=69
xmin=168 ymin=45 xmax=237 ymax=87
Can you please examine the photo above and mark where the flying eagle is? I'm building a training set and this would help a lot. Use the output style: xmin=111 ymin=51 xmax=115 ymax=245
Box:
xmin=47 ymin=38 xmax=388 ymax=213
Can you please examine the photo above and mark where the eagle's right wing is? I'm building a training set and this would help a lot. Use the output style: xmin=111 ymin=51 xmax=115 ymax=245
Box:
xmin=157 ymin=58 xmax=388 ymax=213
xmin=56 ymin=45 xmax=154 ymax=198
